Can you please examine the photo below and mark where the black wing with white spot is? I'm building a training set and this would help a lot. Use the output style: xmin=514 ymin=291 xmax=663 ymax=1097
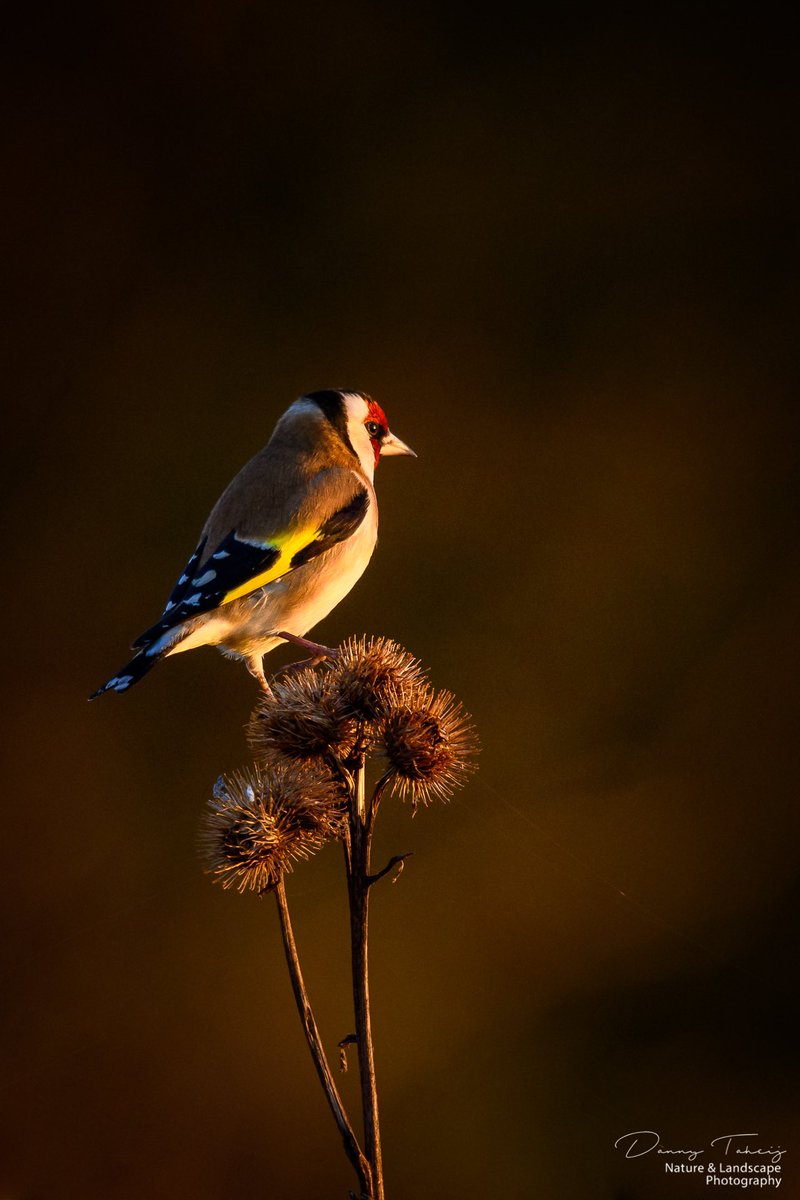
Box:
xmin=131 ymin=487 xmax=370 ymax=651
xmin=131 ymin=532 xmax=280 ymax=649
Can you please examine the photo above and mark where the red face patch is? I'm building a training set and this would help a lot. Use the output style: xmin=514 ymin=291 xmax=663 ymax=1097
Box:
xmin=367 ymin=399 xmax=388 ymax=429
xmin=365 ymin=398 xmax=389 ymax=466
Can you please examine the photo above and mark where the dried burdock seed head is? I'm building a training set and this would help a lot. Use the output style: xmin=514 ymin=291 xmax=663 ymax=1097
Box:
xmin=380 ymin=686 xmax=479 ymax=808
xmin=201 ymin=762 xmax=346 ymax=893
xmin=247 ymin=668 xmax=354 ymax=762
xmin=325 ymin=635 xmax=427 ymax=722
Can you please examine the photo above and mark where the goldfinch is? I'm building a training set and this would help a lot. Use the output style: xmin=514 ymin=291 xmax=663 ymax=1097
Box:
xmin=91 ymin=390 xmax=415 ymax=697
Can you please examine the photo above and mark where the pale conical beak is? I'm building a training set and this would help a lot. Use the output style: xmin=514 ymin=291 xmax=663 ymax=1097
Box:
xmin=380 ymin=431 xmax=417 ymax=457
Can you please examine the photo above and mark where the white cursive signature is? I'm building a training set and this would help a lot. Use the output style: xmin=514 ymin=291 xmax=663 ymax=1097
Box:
xmin=614 ymin=1131 xmax=704 ymax=1161
xmin=710 ymin=1134 xmax=786 ymax=1164
xmin=614 ymin=1131 xmax=786 ymax=1165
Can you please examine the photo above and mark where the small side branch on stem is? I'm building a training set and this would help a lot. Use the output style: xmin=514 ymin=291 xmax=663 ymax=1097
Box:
xmin=368 ymin=852 xmax=414 ymax=887
xmin=338 ymin=1032 xmax=358 ymax=1073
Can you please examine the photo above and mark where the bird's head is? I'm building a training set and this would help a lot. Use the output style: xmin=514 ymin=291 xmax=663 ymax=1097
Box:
xmin=305 ymin=389 xmax=416 ymax=478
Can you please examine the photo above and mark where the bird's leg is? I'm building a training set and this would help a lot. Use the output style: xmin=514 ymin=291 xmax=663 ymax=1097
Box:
xmin=247 ymin=654 xmax=274 ymax=696
xmin=273 ymin=630 xmax=340 ymax=661
xmin=267 ymin=632 xmax=340 ymax=682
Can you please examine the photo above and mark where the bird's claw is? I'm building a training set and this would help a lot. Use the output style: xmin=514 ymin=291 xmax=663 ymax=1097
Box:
xmin=272 ymin=654 xmax=328 ymax=679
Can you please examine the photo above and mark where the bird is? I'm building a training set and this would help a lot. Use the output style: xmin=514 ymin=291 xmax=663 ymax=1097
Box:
xmin=90 ymin=389 xmax=415 ymax=698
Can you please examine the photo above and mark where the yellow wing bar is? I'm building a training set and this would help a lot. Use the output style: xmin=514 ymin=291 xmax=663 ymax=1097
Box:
xmin=221 ymin=526 xmax=320 ymax=605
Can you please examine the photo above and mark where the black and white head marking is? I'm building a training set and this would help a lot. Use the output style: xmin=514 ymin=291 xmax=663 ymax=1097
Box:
xmin=305 ymin=389 xmax=376 ymax=478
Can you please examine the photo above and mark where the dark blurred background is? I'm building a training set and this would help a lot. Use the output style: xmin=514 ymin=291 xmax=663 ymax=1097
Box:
xmin=2 ymin=5 xmax=799 ymax=1198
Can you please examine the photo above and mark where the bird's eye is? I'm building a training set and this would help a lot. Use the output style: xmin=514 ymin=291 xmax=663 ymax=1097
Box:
xmin=365 ymin=420 xmax=383 ymax=438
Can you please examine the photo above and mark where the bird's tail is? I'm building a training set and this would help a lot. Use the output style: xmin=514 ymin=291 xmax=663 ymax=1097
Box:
xmin=89 ymin=647 xmax=165 ymax=699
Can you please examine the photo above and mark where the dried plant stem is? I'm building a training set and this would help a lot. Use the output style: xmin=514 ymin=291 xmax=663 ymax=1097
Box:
xmin=205 ymin=640 xmax=479 ymax=1198
xmin=347 ymin=758 xmax=385 ymax=1200
xmin=274 ymin=878 xmax=373 ymax=1198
